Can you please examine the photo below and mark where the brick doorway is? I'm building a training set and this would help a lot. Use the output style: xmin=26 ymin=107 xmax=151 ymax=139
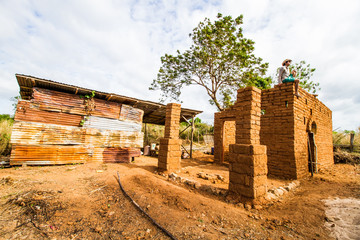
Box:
xmin=308 ymin=131 xmax=317 ymax=174
xmin=222 ymin=121 xmax=236 ymax=162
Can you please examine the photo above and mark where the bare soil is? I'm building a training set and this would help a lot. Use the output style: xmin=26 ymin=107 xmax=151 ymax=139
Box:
xmin=0 ymin=154 xmax=359 ymax=240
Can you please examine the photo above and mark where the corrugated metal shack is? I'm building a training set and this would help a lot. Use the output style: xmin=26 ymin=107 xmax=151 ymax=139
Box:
xmin=10 ymin=74 xmax=202 ymax=165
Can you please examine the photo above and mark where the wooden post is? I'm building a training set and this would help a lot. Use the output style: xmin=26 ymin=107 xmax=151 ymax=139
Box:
xmin=190 ymin=115 xmax=195 ymax=158
xmin=350 ymin=133 xmax=355 ymax=152
xmin=144 ymin=123 xmax=148 ymax=147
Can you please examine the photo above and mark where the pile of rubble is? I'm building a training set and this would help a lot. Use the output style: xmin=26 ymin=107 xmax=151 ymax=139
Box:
xmin=265 ymin=181 xmax=300 ymax=201
xmin=164 ymin=172 xmax=228 ymax=196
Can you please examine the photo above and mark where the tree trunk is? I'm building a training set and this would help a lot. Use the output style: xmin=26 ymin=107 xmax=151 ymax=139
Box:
xmin=212 ymin=97 xmax=224 ymax=111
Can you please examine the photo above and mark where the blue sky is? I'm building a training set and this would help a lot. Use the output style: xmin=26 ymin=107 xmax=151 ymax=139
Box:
xmin=0 ymin=0 xmax=359 ymax=130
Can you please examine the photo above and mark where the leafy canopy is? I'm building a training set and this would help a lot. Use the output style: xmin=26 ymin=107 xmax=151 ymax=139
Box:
xmin=289 ymin=60 xmax=320 ymax=94
xmin=150 ymin=13 xmax=270 ymax=111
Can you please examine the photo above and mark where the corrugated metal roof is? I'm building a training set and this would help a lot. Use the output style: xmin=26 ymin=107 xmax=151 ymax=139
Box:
xmin=16 ymin=74 xmax=202 ymax=125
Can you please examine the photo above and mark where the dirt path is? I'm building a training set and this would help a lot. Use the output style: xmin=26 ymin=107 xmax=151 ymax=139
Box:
xmin=0 ymin=156 xmax=359 ymax=239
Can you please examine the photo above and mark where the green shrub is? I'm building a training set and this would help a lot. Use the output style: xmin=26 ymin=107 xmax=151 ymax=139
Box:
xmin=0 ymin=116 xmax=14 ymax=156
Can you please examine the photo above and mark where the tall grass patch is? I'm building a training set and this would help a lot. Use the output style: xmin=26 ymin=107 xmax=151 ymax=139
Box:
xmin=0 ymin=115 xmax=14 ymax=156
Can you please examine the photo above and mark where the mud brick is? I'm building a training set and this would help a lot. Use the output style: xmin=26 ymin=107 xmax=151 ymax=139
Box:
xmin=158 ymin=103 xmax=182 ymax=172
xmin=229 ymin=171 xmax=246 ymax=185
xmin=252 ymin=175 xmax=267 ymax=187
xmin=229 ymin=144 xmax=267 ymax=155
xmin=160 ymin=138 xmax=181 ymax=145
xmin=230 ymin=163 xmax=252 ymax=175
xmin=255 ymin=185 xmax=268 ymax=198
xmin=168 ymin=150 xmax=181 ymax=158
xmin=215 ymin=84 xmax=332 ymax=184
xmin=158 ymin=161 xmax=167 ymax=170
xmin=229 ymin=182 xmax=255 ymax=198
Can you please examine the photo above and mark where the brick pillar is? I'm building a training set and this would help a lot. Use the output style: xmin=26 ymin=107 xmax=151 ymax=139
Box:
xmin=158 ymin=103 xmax=182 ymax=172
xmin=229 ymin=87 xmax=268 ymax=201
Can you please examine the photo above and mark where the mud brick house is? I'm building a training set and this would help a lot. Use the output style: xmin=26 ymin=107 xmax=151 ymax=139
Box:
xmin=10 ymin=74 xmax=201 ymax=165
xmin=215 ymin=83 xmax=333 ymax=180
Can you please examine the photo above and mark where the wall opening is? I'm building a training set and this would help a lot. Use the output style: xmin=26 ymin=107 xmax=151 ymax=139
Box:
xmin=222 ymin=121 xmax=236 ymax=162
xmin=307 ymin=132 xmax=317 ymax=174
xmin=311 ymin=122 xmax=317 ymax=134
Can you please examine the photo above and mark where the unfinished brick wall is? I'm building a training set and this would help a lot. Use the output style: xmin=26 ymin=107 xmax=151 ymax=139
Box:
xmin=261 ymin=83 xmax=333 ymax=179
xmin=158 ymin=103 xmax=182 ymax=172
xmin=229 ymin=87 xmax=268 ymax=200
xmin=260 ymin=84 xmax=297 ymax=179
xmin=293 ymin=87 xmax=333 ymax=178
xmin=215 ymin=83 xmax=333 ymax=180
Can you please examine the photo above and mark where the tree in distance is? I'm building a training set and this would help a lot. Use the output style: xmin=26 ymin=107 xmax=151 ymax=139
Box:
xmin=150 ymin=13 xmax=271 ymax=111
xmin=289 ymin=60 xmax=320 ymax=94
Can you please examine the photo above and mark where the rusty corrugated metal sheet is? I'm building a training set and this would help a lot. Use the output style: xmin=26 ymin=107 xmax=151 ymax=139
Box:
xmin=10 ymin=121 xmax=85 ymax=145
xmin=84 ymin=128 xmax=143 ymax=148
xmin=119 ymin=104 xmax=144 ymax=123
xmin=10 ymin=145 xmax=89 ymax=165
xmin=11 ymin=121 xmax=143 ymax=148
xmin=32 ymin=88 xmax=122 ymax=120
xmin=11 ymin=79 xmax=149 ymax=165
xmin=102 ymin=148 xmax=141 ymax=163
xmin=83 ymin=116 xmax=141 ymax=132
xmin=10 ymin=145 xmax=143 ymax=166
xmin=16 ymin=74 xmax=202 ymax=124
xmin=15 ymin=100 xmax=82 ymax=127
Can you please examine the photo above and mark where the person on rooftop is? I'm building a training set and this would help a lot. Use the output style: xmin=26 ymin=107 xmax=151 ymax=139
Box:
xmin=278 ymin=59 xmax=301 ymax=97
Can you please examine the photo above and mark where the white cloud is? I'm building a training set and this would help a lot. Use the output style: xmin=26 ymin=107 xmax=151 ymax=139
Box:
xmin=0 ymin=0 xmax=359 ymax=130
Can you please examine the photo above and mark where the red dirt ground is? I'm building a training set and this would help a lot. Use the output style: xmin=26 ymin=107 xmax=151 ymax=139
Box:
xmin=0 ymin=154 xmax=359 ymax=239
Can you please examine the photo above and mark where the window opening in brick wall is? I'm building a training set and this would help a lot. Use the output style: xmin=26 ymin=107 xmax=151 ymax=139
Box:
xmin=285 ymin=101 xmax=288 ymax=108
xmin=305 ymin=99 xmax=308 ymax=104
xmin=304 ymin=117 xmax=306 ymax=125
xmin=310 ymin=109 xmax=313 ymax=115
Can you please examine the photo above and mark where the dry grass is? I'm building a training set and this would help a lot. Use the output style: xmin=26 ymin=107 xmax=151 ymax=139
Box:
xmin=333 ymin=128 xmax=360 ymax=146
xmin=0 ymin=119 xmax=13 ymax=156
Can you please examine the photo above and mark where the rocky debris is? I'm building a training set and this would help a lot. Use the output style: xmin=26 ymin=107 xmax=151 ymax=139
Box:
xmin=273 ymin=188 xmax=284 ymax=196
xmin=244 ymin=204 xmax=252 ymax=210
xmin=168 ymin=172 xmax=178 ymax=181
xmin=196 ymin=172 xmax=225 ymax=183
xmin=216 ymin=174 xmax=225 ymax=181
xmin=265 ymin=192 xmax=277 ymax=201
xmin=266 ymin=180 xmax=300 ymax=201
xmin=167 ymin=172 xmax=226 ymax=196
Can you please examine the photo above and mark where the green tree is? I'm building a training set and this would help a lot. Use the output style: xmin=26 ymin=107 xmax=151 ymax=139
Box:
xmin=150 ymin=13 xmax=270 ymax=111
xmin=289 ymin=60 xmax=320 ymax=94
xmin=179 ymin=117 xmax=213 ymax=143
xmin=10 ymin=96 xmax=21 ymax=114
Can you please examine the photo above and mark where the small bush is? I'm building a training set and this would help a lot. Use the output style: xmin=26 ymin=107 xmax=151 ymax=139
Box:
xmin=0 ymin=116 xmax=14 ymax=156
